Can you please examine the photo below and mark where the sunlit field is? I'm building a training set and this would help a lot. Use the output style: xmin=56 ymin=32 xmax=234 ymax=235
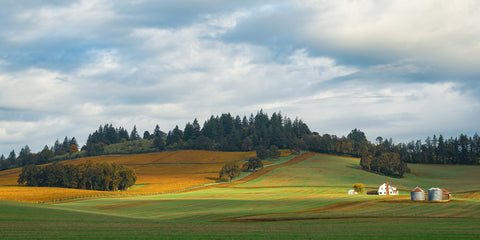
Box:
xmin=1 ymin=152 xmax=480 ymax=239
xmin=0 ymin=150 xmax=262 ymax=202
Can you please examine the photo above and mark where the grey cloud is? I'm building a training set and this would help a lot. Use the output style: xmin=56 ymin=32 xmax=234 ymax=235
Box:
xmin=1 ymin=0 xmax=479 ymax=156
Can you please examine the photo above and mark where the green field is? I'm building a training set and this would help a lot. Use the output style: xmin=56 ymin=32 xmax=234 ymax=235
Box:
xmin=1 ymin=152 xmax=480 ymax=239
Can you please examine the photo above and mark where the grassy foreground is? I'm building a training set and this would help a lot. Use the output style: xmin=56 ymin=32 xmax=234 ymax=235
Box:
xmin=1 ymin=152 xmax=480 ymax=239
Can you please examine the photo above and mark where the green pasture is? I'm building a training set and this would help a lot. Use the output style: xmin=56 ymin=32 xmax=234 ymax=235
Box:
xmin=239 ymin=154 xmax=480 ymax=194
xmin=1 ymin=153 xmax=480 ymax=239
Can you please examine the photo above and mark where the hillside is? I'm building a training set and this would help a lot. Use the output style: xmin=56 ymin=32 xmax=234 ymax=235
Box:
xmin=1 ymin=152 xmax=480 ymax=239
xmin=0 ymin=150 xmax=261 ymax=202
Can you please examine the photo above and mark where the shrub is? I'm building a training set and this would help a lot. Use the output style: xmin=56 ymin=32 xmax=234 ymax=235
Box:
xmin=353 ymin=183 xmax=365 ymax=194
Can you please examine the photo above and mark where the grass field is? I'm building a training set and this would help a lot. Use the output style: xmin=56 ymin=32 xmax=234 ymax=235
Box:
xmin=1 ymin=152 xmax=480 ymax=239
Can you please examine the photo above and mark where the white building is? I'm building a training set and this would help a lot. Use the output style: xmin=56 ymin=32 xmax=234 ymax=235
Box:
xmin=348 ymin=189 xmax=357 ymax=195
xmin=378 ymin=182 xmax=399 ymax=195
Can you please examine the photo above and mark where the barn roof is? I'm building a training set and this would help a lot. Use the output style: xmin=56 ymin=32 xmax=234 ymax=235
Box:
xmin=440 ymin=188 xmax=450 ymax=194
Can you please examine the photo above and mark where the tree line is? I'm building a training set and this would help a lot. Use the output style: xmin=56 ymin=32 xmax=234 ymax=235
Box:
xmin=0 ymin=137 xmax=79 ymax=171
xmin=17 ymin=161 xmax=136 ymax=191
xmin=84 ymin=110 xmax=311 ymax=155
xmin=382 ymin=134 xmax=480 ymax=165
xmin=1 ymin=110 xmax=478 ymax=178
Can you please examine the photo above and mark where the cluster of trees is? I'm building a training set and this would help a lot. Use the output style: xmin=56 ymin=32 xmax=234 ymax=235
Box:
xmin=220 ymin=155 xmax=269 ymax=182
xmin=17 ymin=161 xmax=136 ymax=191
xmin=360 ymin=152 xmax=410 ymax=177
xmin=85 ymin=124 xmax=167 ymax=156
xmin=219 ymin=162 xmax=241 ymax=182
xmin=381 ymin=134 xmax=480 ymax=165
xmin=219 ymin=157 xmax=265 ymax=182
xmin=243 ymin=157 xmax=263 ymax=172
xmin=303 ymin=129 xmax=410 ymax=177
xmin=53 ymin=137 xmax=79 ymax=156
xmin=256 ymin=145 xmax=280 ymax=160
xmin=0 ymin=138 xmax=77 ymax=171
xmin=165 ymin=111 xmax=311 ymax=151
xmin=303 ymin=128 xmax=370 ymax=157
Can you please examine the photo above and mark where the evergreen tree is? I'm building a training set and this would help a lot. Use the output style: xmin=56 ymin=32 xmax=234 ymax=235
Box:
xmin=191 ymin=118 xmax=201 ymax=140
xmin=130 ymin=125 xmax=140 ymax=141
xmin=153 ymin=125 xmax=165 ymax=138
xmin=7 ymin=150 xmax=16 ymax=167
xmin=153 ymin=136 xmax=166 ymax=151
xmin=19 ymin=145 xmax=31 ymax=158
xmin=143 ymin=131 xmax=151 ymax=140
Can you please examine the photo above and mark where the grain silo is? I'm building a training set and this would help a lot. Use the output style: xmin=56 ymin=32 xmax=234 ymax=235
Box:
xmin=410 ymin=186 xmax=425 ymax=201
xmin=428 ymin=188 xmax=442 ymax=201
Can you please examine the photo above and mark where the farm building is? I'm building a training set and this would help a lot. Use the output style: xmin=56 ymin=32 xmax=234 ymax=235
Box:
xmin=348 ymin=189 xmax=357 ymax=195
xmin=441 ymin=188 xmax=452 ymax=201
xmin=378 ymin=182 xmax=399 ymax=195
xmin=410 ymin=187 xmax=425 ymax=201
xmin=366 ymin=190 xmax=378 ymax=195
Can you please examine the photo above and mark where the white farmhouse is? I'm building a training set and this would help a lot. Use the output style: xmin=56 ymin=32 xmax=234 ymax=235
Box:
xmin=378 ymin=182 xmax=399 ymax=195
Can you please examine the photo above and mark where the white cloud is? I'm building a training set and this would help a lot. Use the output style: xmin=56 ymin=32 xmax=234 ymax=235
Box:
xmin=286 ymin=81 xmax=479 ymax=142
xmin=0 ymin=69 xmax=73 ymax=112
xmin=300 ymin=0 xmax=480 ymax=73
xmin=7 ymin=0 xmax=115 ymax=43
xmin=77 ymin=50 xmax=121 ymax=77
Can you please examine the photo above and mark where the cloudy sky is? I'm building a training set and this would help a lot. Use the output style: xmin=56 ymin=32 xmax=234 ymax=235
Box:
xmin=1 ymin=0 xmax=479 ymax=155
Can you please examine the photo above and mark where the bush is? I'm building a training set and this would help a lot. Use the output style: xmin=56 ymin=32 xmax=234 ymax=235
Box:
xmin=353 ymin=183 xmax=365 ymax=193
xmin=219 ymin=161 xmax=241 ymax=182
xmin=243 ymin=157 xmax=263 ymax=172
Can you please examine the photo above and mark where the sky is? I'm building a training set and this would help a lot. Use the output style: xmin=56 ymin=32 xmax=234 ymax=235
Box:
xmin=1 ymin=0 xmax=479 ymax=155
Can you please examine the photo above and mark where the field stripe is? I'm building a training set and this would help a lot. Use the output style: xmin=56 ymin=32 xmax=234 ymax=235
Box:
xmin=181 ymin=152 xmax=317 ymax=193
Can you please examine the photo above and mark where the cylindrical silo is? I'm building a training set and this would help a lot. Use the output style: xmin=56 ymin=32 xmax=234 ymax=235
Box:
xmin=428 ymin=188 xmax=442 ymax=201
xmin=410 ymin=187 xmax=425 ymax=201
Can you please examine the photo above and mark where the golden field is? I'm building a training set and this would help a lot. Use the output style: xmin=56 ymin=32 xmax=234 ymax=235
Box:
xmin=0 ymin=150 xmax=294 ymax=203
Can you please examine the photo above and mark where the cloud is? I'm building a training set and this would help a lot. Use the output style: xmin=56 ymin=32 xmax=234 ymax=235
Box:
xmin=225 ymin=1 xmax=480 ymax=80
xmin=0 ymin=69 xmax=73 ymax=112
xmin=284 ymin=81 xmax=480 ymax=142
xmin=0 ymin=0 xmax=479 ymax=156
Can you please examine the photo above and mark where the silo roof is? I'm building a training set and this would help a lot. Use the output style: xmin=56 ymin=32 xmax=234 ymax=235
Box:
xmin=411 ymin=186 xmax=424 ymax=192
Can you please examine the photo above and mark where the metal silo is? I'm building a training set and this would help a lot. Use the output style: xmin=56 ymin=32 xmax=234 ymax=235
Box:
xmin=410 ymin=187 xmax=425 ymax=201
xmin=428 ymin=188 xmax=442 ymax=201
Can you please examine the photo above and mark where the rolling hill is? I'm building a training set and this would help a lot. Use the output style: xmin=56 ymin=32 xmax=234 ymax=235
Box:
xmin=1 ymin=151 xmax=480 ymax=239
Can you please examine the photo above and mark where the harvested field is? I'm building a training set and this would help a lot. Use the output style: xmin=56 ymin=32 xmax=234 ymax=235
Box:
xmin=0 ymin=150 xmax=260 ymax=202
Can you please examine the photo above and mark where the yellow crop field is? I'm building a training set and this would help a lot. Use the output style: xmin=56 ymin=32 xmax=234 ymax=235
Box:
xmin=67 ymin=150 xmax=257 ymax=165
xmin=0 ymin=150 xmax=262 ymax=203
xmin=0 ymin=186 xmax=122 ymax=203
xmin=0 ymin=168 xmax=21 ymax=186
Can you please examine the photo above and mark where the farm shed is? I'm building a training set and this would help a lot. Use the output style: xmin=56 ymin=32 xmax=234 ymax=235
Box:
xmin=366 ymin=190 xmax=378 ymax=195
xmin=378 ymin=182 xmax=399 ymax=195
xmin=348 ymin=189 xmax=357 ymax=195
xmin=410 ymin=187 xmax=425 ymax=201
xmin=440 ymin=188 xmax=451 ymax=201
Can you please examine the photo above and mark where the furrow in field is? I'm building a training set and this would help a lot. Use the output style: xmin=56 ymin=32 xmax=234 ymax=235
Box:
xmin=181 ymin=152 xmax=317 ymax=193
